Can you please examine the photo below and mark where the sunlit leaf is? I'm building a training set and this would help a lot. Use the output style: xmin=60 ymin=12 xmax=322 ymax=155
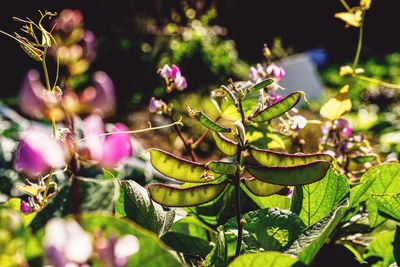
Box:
xmin=212 ymin=132 xmax=238 ymax=156
xmin=320 ymin=84 xmax=352 ymax=120
xmin=249 ymin=146 xmax=333 ymax=167
xmin=291 ymin=168 xmax=350 ymax=226
xmin=148 ymin=181 xmax=228 ymax=207
xmin=246 ymin=161 xmax=331 ymax=186
xmin=363 ymin=230 xmax=396 ymax=267
xmin=250 ymin=92 xmax=302 ymax=122
xmin=243 ymin=178 xmax=284 ymax=197
xmin=285 ymin=200 xmax=349 ymax=265
xmin=242 ymin=185 xmax=291 ymax=209
xmin=229 ymin=250 xmax=299 ymax=267
xmin=206 ymin=161 xmax=237 ymax=175
xmin=148 ymin=148 xmax=212 ymax=183
xmin=372 ymin=193 xmax=400 ymax=223
xmin=204 ymin=227 xmax=228 ymax=267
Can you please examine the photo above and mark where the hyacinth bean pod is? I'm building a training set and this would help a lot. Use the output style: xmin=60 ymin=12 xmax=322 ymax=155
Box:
xmin=247 ymin=78 xmax=275 ymax=92
xmin=212 ymin=132 xmax=238 ymax=156
xmin=246 ymin=161 xmax=331 ymax=186
xmin=249 ymin=146 xmax=334 ymax=167
xmin=220 ymin=85 xmax=239 ymax=106
xmin=187 ymin=105 xmax=231 ymax=133
xmin=206 ymin=161 xmax=237 ymax=175
xmin=242 ymin=178 xmax=284 ymax=197
xmin=148 ymin=148 xmax=213 ymax=183
xmin=250 ymin=91 xmax=302 ymax=122
xmin=147 ymin=181 xmax=228 ymax=207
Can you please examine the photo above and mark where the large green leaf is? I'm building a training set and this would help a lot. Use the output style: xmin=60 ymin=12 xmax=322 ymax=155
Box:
xmin=372 ymin=193 xmax=400 ymax=222
xmin=115 ymin=180 xmax=175 ymax=236
xmin=249 ymin=146 xmax=333 ymax=167
xmin=250 ymin=92 xmax=302 ymax=122
xmin=30 ymin=177 xmax=117 ymax=232
xmin=148 ymin=182 xmax=229 ymax=207
xmin=361 ymin=163 xmax=400 ymax=227
xmin=212 ymin=132 xmax=237 ymax=156
xmin=148 ymin=148 xmax=211 ymax=183
xmin=285 ymin=200 xmax=349 ymax=265
xmin=225 ymin=208 xmax=306 ymax=251
xmin=243 ymin=178 xmax=284 ymax=197
xmin=246 ymin=160 xmax=331 ymax=186
xmin=161 ymin=232 xmax=212 ymax=257
xmin=363 ymin=230 xmax=396 ymax=267
xmin=291 ymin=168 xmax=349 ymax=226
xmin=204 ymin=227 xmax=228 ymax=267
xmin=81 ymin=214 xmax=183 ymax=267
xmin=229 ymin=251 xmax=299 ymax=267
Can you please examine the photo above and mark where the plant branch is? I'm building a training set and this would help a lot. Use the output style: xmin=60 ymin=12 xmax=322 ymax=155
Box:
xmin=339 ymin=0 xmax=351 ymax=11
xmin=168 ymin=112 xmax=197 ymax=161
xmin=355 ymin=75 xmax=400 ymax=89
xmin=352 ymin=10 xmax=365 ymax=70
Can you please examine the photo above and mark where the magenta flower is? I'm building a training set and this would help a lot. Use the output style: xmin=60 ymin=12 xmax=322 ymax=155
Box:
xmin=266 ymin=63 xmax=285 ymax=81
xmin=249 ymin=66 xmax=261 ymax=83
xmin=20 ymin=200 xmax=32 ymax=214
xmin=83 ymin=115 xmax=132 ymax=168
xmin=79 ymin=71 xmax=115 ymax=117
xmin=53 ymin=9 xmax=84 ymax=33
xmin=14 ymin=128 xmax=65 ymax=179
xmin=19 ymin=70 xmax=47 ymax=119
xmin=149 ymin=97 xmax=166 ymax=113
xmin=158 ymin=64 xmax=188 ymax=91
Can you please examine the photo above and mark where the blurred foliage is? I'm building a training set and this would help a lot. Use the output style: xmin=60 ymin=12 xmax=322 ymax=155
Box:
xmin=321 ymin=52 xmax=400 ymax=155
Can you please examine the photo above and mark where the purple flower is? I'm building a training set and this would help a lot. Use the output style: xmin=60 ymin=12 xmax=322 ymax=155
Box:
xmin=83 ymin=115 xmax=132 ymax=168
xmin=268 ymin=92 xmax=284 ymax=105
xmin=174 ymin=74 xmax=187 ymax=91
xmin=82 ymin=30 xmax=96 ymax=62
xmin=266 ymin=63 xmax=285 ymax=81
xmin=149 ymin=97 xmax=166 ymax=113
xmin=249 ymin=66 xmax=261 ymax=83
xmin=14 ymin=128 xmax=65 ymax=179
xmin=20 ymin=200 xmax=32 ymax=214
xmin=79 ymin=71 xmax=115 ymax=117
xmin=53 ymin=9 xmax=84 ymax=33
xmin=340 ymin=126 xmax=353 ymax=139
xmin=114 ymin=235 xmax=139 ymax=266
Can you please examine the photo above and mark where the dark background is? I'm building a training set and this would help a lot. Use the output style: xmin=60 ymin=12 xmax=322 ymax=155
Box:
xmin=1 ymin=0 xmax=398 ymax=110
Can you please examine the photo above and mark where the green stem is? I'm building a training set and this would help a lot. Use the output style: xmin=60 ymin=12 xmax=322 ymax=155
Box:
xmin=352 ymin=11 xmax=365 ymax=70
xmin=52 ymin=52 xmax=60 ymax=91
xmin=356 ymin=75 xmax=400 ymax=89
xmin=42 ymin=47 xmax=52 ymax=91
xmin=339 ymin=0 xmax=351 ymax=11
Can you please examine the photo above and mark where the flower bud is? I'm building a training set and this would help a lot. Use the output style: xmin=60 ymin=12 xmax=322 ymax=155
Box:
xmin=149 ymin=97 xmax=166 ymax=113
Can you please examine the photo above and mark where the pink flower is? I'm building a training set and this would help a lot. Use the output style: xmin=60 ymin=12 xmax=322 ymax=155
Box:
xmin=249 ymin=66 xmax=261 ymax=83
xmin=14 ymin=128 xmax=65 ymax=179
xmin=149 ymin=97 xmax=166 ymax=113
xmin=19 ymin=70 xmax=47 ymax=119
xmin=83 ymin=115 xmax=132 ymax=168
xmin=53 ymin=9 xmax=84 ymax=33
xmin=158 ymin=64 xmax=188 ymax=91
xmin=20 ymin=200 xmax=32 ymax=214
xmin=79 ymin=71 xmax=116 ymax=117
xmin=266 ymin=63 xmax=285 ymax=81
xmin=290 ymin=115 xmax=308 ymax=131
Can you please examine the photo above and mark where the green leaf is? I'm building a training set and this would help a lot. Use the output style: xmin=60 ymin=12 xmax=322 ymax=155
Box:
xmin=161 ymin=232 xmax=212 ymax=257
xmin=187 ymin=105 xmax=231 ymax=133
xmin=249 ymin=146 xmax=333 ymax=167
xmin=349 ymin=175 xmax=377 ymax=207
xmin=248 ymin=79 xmax=275 ymax=92
xmin=204 ymin=227 xmax=228 ymax=267
xmin=115 ymin=180 xmax=175 ymax=236
xmin=30 ymin=177 xmax=117 ymax=232
xmin=291 ymin=168 xmax=350 ymax=226
xmin=243 ymin=185 xmax=291 ymax=210
xmin=225 ymin=208 xmax=306 ymax=251
xmin=206 ymin=161 xmax=237 ymax=175
xmin=246 ymin=161 xmax=331 ymax=186
xmin=148 ymin=148 xmax=212 ymax=183
xmin=285 ymin=200 xmax=349 ymax=265
xmin=243 ymin=178 xmax=284 ymax=197
xmin=250 ymin=92 xmax=302 ymax=122
xmin=4 ymin=198 xmax=36 ymax=226
xmin=80 ymin=214 xmax=183 ymax=267
xmin=102 ymin=168 xmax=119 ymax=179
xmin=372 ymin=193 xmax=400 ymax=222
xmin=350 ymin=154 xmax=377 ymax=164
xmin=148 ymin=182 xmax=229 ymax=207
xmin=171 ymin=216 xmax=211 ymax=240
xmin=361 ymin=163 xmax=400 ymax=227
xmin=363 ymin=230 xmax=396 ymax=267
xmin=229 ymin=251 xmax=299 ymax=267
xmin=212 ymin=132 xmax=237 ymax=156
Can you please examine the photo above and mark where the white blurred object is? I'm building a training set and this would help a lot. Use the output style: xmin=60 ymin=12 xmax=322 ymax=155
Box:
xmin=276 ymin=53 xmax=324 ymax=100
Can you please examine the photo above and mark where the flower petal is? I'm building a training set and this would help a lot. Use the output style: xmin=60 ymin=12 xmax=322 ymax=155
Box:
xmin=19 ymin=70 xmax=47 ymax=119
xmin=100 ymin=123 xmax=132 ymax=168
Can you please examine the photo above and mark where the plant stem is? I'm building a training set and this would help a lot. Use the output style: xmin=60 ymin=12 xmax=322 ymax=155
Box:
xmin=339 ymin=0 xmax=351 ymax=11
xmin=234 ymin=166 xmax=243 ymax=257
xmin=356 ymin=75 xmax=400 ymax=89
xmin=168 ymin=112 xmax=197 ymax=161
xmin=42 ymin=47 xmax=52 ymax=92
xmin=352 ymin=11 xmax=364 ymax=70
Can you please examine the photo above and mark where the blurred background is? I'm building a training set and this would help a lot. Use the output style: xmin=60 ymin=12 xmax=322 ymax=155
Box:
xmin=1 ymin=0 xmax=399 ymax=114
